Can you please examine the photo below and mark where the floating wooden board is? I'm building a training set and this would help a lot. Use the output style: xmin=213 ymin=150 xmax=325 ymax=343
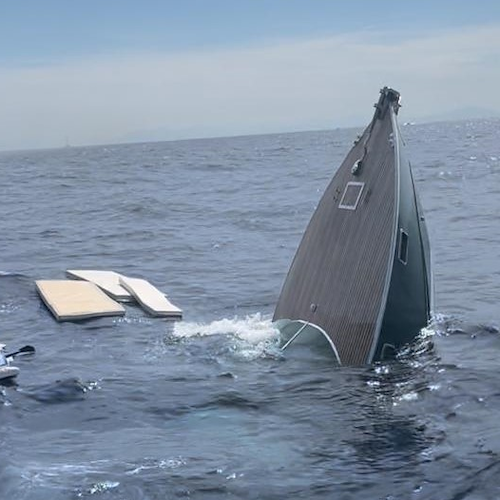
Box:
xmin=66 ymin=270 xmax=133 ymax=302
xmin=119 ymin=276 xmax=182 ymax=318
xmin=36 ymin=280 xmax=125 ymax=322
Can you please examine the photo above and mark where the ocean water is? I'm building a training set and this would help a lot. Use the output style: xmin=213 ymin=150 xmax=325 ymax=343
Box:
xmin=1 ymin=118 xmax=499 ymax=499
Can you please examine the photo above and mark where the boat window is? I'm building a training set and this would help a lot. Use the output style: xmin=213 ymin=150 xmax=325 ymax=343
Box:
xmin=381 ymin=343 xmax=397 ymax=360
xmin=398 ymin=229 xmax=409 ymax=264
xmin=338 ymin=182 xmax=364 ymax=210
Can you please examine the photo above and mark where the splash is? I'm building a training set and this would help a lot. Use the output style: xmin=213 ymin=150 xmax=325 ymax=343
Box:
xmin=172 ymin=313 xmax=281 ymax=361
xmin=172 ymin=313 xmax=279 ymax=344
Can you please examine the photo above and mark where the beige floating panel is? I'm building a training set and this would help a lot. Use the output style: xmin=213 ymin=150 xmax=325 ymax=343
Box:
xmin=119 ymin=276 xmax=182 ymax=318
xmin=66 ymin=270 xmax=133 ymax=302
xmin=36 ymin=280 xmax=126 ymax=322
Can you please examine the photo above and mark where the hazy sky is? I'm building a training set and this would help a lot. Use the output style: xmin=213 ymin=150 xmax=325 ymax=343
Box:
xmin=1 ymin=1 xmax=500 ymax=150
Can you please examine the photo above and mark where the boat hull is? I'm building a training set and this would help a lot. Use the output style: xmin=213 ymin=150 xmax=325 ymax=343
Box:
xmin=273 ymin=88 xmax=432 ymax=365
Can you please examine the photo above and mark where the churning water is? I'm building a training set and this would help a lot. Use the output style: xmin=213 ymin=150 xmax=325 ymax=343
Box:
xmin=1 ymin=118 xmax=500 ymax=499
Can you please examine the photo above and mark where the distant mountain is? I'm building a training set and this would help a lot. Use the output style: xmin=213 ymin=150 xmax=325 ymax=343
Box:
xmin=120 ymin=126 xmax=207 ymax=144
xmin=410 ymin=107 xmax=500 ymax=124
xmin=119 ymin=107 xmax=500 ymax=146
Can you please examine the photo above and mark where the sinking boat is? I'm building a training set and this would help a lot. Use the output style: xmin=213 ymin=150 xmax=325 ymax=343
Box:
xmin=273 ymin=87 xmax=433 ymax=365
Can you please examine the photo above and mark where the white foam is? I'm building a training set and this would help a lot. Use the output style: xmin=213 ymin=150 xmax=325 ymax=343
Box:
xmin=394 ymin=391 xmax=419 ymax=404
xmin=0 ymin=301 xmax=20 ymax=314
xmin=172 ymin=313 xmax=279 ymax=344
xmin=172 ymin=313 xmax=281 ymax=361
xmin=16 ymin=460 xmax=111 ymax=488
xmin=86 ymin=481 xmax=120 ymax=495
xmin=126 ymin=457 xmax=187 ymax=476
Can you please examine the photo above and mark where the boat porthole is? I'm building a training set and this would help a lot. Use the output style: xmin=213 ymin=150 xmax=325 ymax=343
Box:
xmin=398 ymin=229 xmax=409 ymax=265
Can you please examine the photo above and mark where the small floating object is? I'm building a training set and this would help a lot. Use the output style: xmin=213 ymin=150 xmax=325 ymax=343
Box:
xmin=35 ymin=280 xmax=125 ymax=321
xmin=119 ymin=276 xmax=182 ymax=318
xmin=0 ymin=365 xmax=19 ymax=381
xmin=66 ymin=270 xmax=133 ymax=302
xmin=5 ymin=345 xmax=35 ymax=359
xmin=0 ymin=344 xmax=19 ymax=381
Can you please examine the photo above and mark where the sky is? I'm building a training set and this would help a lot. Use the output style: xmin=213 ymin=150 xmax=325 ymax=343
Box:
xmin=1 ymin=0 xmax=500 ymax=151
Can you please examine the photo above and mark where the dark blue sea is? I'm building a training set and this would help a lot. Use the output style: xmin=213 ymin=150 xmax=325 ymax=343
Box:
xmin=1 ymin=118 xmax=500 ymax=499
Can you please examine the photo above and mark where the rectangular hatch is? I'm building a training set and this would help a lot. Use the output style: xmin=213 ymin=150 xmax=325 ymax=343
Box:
xmin=338 ymin=181 xmax=365 ymax=210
